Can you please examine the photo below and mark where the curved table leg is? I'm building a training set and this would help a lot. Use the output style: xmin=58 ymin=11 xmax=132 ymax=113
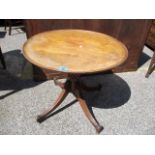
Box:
xmin=37 ymin=89 xmax=69 ymax=123
xmin=145 ymin=51 xmax=155 ymax=78
xmin=77 ymin=97 xmax=103 ymax=133
xmin=37 ymin=76 xmax=103 ymax=133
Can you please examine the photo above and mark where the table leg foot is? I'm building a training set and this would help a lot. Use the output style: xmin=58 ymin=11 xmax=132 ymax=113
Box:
xmin=145 ymin=73 xmax=149 ymax=78
xmin=145 ymin=65 xmax=155 ymax=78
xmin=77 ymin=96 xmax=103 ymax=134
xmin=37 ymin=89 xmax=69 ymax=123
xmin=37 ymin=115 xmax=46 ymax=123
xmin=96 ymin=125 xmax=104 ymax=134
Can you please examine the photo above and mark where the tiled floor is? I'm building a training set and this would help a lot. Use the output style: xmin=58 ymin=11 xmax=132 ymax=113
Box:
xmin=0 ymin=27 xmax=155 ymax=134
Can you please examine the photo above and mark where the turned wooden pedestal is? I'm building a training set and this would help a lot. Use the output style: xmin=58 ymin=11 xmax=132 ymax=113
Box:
xmin=37 ymin=75 xmax=103 ymax=133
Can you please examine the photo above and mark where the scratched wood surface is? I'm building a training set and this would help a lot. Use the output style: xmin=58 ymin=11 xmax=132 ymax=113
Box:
xmin=23 ymin=29 xmax=128 ymax=74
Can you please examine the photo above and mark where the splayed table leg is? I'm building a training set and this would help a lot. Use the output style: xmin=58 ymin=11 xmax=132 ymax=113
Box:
xmin=37 ymin=75 xmax=103 ymax=134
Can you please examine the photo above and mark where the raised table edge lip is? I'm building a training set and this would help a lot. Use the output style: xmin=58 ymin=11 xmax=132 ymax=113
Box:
xmin=23 ymin=29 xmax=128 ymax=74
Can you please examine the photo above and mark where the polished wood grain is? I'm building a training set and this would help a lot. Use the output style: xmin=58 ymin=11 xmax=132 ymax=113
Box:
xmin=23 ymin=29 xmax=128 ymax=74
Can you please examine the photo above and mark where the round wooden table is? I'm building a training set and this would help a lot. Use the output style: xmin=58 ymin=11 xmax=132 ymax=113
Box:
xmin=23 ymin=29 xmax=128 ymax=133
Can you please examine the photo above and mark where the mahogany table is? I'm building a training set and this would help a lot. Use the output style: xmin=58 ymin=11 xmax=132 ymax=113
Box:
xmin=23 ymin=29 xmax=128 ymax=133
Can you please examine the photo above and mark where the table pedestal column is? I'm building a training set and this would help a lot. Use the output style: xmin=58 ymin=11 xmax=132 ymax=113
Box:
xmin=37 ymin=75 xmax=103 ymax=134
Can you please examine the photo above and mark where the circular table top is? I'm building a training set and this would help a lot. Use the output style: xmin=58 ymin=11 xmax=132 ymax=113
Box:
xmin=23 ymin=29 xmax=128 ymax=74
